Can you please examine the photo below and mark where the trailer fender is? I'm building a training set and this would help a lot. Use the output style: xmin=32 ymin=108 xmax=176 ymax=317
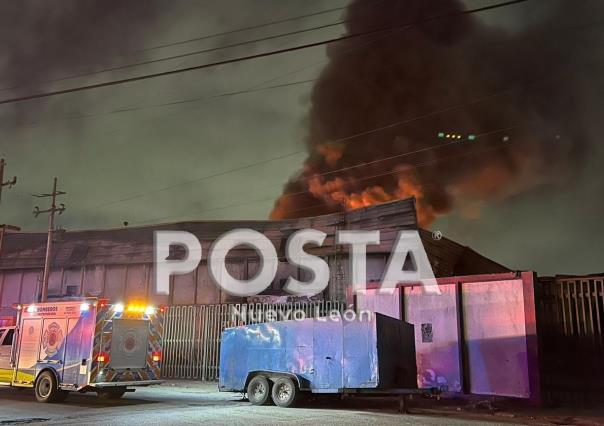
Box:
xmin=245 ymin=371 xmax=310 ymax=391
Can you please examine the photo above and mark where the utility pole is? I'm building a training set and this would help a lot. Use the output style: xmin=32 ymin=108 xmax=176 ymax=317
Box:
xmin=0 ymin=158 xmax=17 ymax=204
xmin=33 ymin=177 xmax=66 ymax=302
xmin=0 ymin=158 xmax=20 ymax=257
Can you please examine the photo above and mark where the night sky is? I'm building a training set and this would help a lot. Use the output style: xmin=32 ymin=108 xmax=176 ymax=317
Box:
xmin=0 ymin=0 xmax=602 ymax=276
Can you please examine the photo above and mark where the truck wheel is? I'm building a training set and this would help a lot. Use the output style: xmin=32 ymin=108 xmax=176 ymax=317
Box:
xmin=271 ymin=377 xmax=299 ymax=408
xmin=97 ymin=387 xmax=127 ymax=400
xmin=35 ymin=371 xmax=63 ymax=403
xmin=247 ymin=376 xmax=271 ymax=406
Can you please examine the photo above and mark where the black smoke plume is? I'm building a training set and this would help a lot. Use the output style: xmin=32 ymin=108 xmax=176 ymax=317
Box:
xmin=271 ymin=0 xmax=604 ymax=226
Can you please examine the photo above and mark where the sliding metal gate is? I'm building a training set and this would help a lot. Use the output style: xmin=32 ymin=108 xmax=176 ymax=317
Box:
xmin=161 ymin=301 xmax=345 ymax=380
xmin=537 ymin=276 xmax=604 ymax=404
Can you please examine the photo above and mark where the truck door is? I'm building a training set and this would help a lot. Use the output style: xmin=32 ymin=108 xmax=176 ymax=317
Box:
xmin=37 ymin=318 xmax=68 ymax=383
xmin=312 ymin=319 xmax=343 ymax=390
xmin=15 ymin=318 xmax=43 ymax=385
xmin=0 ymin=328 xmax=14 ymax=383
xmin=61 ymin=317 xmax=85 ymax=387
xmin=110 ymin=319 xmax=149 ymax=370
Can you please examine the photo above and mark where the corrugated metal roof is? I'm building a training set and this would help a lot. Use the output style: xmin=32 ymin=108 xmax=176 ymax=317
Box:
xmin=0 ymin=198 xmax=507 ymax=276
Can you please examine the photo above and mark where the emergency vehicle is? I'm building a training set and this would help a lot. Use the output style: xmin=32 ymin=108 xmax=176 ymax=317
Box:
xmin=0 ymin=298 xmax=164 ymax=403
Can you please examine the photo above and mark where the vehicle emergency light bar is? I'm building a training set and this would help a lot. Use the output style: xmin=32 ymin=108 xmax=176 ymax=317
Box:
xmin=14 ymin=300 xmax=165 ymax=316
xmin=111 ymin=303 xmax=160 ymax=315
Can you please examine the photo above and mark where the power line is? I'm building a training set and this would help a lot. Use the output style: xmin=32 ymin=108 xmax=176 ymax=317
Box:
xmin=14 ymin=27 xmax=385 ymax=129
xmin=0 ymin=0 xmax=531 ymax=107
xmin=16 ymin=13 xmax=603 ymax=132
xmin=18 ymin=79 xmax=316 ymax=130
xmin=15 ymin=11 xmax=604 ymax=131
xmin=98 ymin=150 xmax=307 ymax=208
xmin=5 ymin=19 xmax=346 ymax=93
xmin=135 ymin=129 xmax=521 ymax=225
xmin=0 ymin=5 xmax=348 ymax=93
xmin=66 ymin=27 xmax=394 ymax=153
xmin=140 ymin=5 xmax=348 ymax=52
xmin=1 ymin=1 xmax=398 ymax=93
xmin=138 ymin=100 xmax=604 ymax=225
xmin=91 ymin=62 xmax=559 ymax=210
xmin=132 ymin=119 xmax=532 ymax=226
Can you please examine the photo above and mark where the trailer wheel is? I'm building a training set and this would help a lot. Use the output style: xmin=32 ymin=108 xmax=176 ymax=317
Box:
xmin=247 ymin=376 xmax=271 ymax=406
xmin=35 ymin=371 xmax=65 ymax=403
xmin=271 ymin=377 xmax=299 ymax=408
xmin=97 ymin=387 xmax=127 ymax=400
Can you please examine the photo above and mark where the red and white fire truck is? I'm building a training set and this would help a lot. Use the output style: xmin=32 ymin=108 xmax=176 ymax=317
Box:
xmin=0 ymin=298 xmax=164 ymax=402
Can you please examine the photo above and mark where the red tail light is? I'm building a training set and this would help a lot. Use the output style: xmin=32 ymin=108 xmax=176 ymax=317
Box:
xmin=97 ymin=353 xmax=109 ymax=364
xmin=152 ymin=351 xmax=162 ymax=363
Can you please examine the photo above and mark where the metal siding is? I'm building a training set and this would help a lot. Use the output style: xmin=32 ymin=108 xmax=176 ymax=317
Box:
xmin=47 ymin=270 xmax=62 ymax=297
xmin=196 ymin=263 xmax=220 ymax=304
xmin=219 ymin=315 xmax=391 ymax=392
xmin=312 ymin=318 xmax=343 ymax=389
xmin=1 ymin=272 xmax=21 ymax=307
xmin=82 ymin=265 xmax=104 ymax=296
xmin=171 ymin=272 xmax=196 ymax=305
xmin=285 ymin=318 xmax=314 ymax=383
xmin=247 ymin=322 xmax=288 ymax=375
xmin=19 ymin=271 xmax=39 ymax=305
xmin=62 ymin=269 xmax=81 ymax=296
xmin=343 ymin=316 xmax=378 ymax=388
xmin=0 ymin=198 xmax=418 ymax=270
xmin=104 ymin=266 xmax=127 ymax=301
xmin=124 ymin=265 xmax=147 ymax=301
xmin=218 ymin=328 xmax=246 ymax=390
xmin=147 ymin=264 xmax=170 ymax=306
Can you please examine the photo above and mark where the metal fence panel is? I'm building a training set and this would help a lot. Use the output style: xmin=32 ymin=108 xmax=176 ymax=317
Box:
xmin=162 ymin=301 xmax=345 ymax=380
xmin=537 ymin=276 xmax=604 ymax=405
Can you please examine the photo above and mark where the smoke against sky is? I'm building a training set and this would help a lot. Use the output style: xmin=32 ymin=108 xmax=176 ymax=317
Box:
xmin=0 ymin=0 xmax=602 ymax=275
xmin=270 ymin=0 xmax=603 ymax=229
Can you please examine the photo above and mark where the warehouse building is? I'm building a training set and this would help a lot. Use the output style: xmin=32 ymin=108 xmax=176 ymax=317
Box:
xmin=0 ymin=197 xmax=508 ymax=313
xmin=0 ymin=197 xmax=599 ymax=404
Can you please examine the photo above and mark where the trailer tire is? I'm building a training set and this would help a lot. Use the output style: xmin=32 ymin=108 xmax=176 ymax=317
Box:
xmin=271 ymin=377 xmax=299 ymax=408
xmin=247 ymin=376 xmax=271 ymax=406
xmin=35 ymin=371 xmax=64 ymax=403
xmin=97 ymin=387 xmax=127 ymax=400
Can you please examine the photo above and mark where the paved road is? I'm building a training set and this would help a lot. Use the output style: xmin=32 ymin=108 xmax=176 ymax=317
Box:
xmin=0 ymin=382 xmax=516 ymax=426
